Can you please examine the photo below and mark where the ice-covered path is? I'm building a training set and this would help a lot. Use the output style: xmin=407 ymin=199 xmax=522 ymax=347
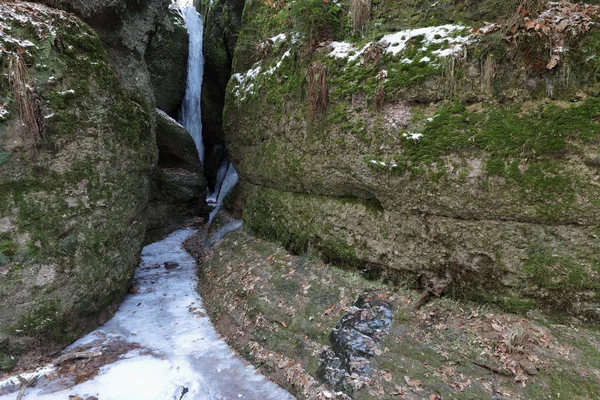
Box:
xmin=0 ymin=229 xmax=294 ymax=400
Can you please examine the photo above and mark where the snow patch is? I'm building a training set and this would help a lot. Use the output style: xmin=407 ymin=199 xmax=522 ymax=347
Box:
xmin=381 ymin=24 xmax=469 ymax=56
xmin=232 ymin=64 xmax=262 ymax=100
xmin=327 ymin=24 xmax=470 ymax=62
xmin=403 ymin=132 xmax=423 ymax=140
xmin=265 ymin=49 xmax=291 ymax=75
xmin=270 ymin=33 xmax=287 ymax=44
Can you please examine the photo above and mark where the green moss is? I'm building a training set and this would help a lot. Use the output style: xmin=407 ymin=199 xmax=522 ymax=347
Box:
xmin=0 ymin=340 xmax=20 ymax=372
xmin=12 ymin=301 xmax=76 ymax=345
xmin=467 ymin=290 xmax=537 ymax=314
xmin=0 ymin=150 xmax=11 ymax=167
xmin=524 ymin=249 xmax=599 ymax=291
xmin=0 ymin=237 xmax=16 ymax=258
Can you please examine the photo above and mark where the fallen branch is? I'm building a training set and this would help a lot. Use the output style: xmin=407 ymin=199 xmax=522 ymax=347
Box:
xmin=16 ymin=375 xmax=37 ymax=400
xmin=410 ymin=276 xmax=450 ymax=311
xmin=52 ymin=350 xmax=102 ymax=366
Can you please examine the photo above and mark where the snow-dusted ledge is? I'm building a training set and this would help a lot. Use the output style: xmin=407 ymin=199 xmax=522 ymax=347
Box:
xmin=0 ymin=229 xmax=293 ymax=400
xmin=231 ymin=24 xmax=471 ymax=101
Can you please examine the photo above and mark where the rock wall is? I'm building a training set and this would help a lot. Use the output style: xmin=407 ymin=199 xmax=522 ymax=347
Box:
xmin=34 ymin=0 xmax=207 ymax=242
xmin=0 ymin=3 xmax=157 ymax=369
xmin=145 ymin=5 xmax=189 ymax=117
xmin=222 ymin=0 xmax=600 ymax=322
xmin=200 ymin=0 xmax=245 ymax=188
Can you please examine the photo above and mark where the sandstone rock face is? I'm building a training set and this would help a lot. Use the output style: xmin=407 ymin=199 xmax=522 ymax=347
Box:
xmin=146 ymin=110 xmax=207 ymax=243
xmin=223 ymin=1 xmax=600 ymax=322
xmin=145 ymin=5 xmax=189 ymax=117
xmin=0 ymin=3 xmax=157 ymax=369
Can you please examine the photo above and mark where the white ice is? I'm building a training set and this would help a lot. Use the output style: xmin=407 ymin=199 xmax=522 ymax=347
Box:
xmin=0 ymin=229 xmax=293 ymax=400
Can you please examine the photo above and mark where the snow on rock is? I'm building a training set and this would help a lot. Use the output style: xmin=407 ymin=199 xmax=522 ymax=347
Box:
xmin=231 ymin=33 xmax=296 ymax=100
xmin=231 ymin=24 xmax=471 ymax=100
xmin=327 ymin=24 xmax=470 ymax=62
xmin=380 ymin=24 xmax=469 ymax=56
xmin=403 ymin=132 xmax=423 ymax=140
xmin=0 ymin=229 xmax=293 ymax=400
xmin=232 ymin=65 xmax=262 ymax=100
xmin=156 ymin=108 xmax=184 ymax=128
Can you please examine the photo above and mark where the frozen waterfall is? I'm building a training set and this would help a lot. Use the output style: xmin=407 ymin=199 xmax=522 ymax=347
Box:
xmin=179 ymin=5 xmax=205 ymax=164
xmin=179 ymin=2 xmax=238 ymax=219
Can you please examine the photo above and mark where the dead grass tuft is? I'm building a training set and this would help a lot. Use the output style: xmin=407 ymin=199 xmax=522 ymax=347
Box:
xmin=307 ymin=61 xmax=328 ymax=118
xmin=350 ymin=0 xmax=371 ymax=36
xmin=8 ymin=51 xmax=43 ymax=151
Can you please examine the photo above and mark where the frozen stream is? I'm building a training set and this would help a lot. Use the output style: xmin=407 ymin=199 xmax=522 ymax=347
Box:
xmin=0 ymin=229 xmax=293 ymax=400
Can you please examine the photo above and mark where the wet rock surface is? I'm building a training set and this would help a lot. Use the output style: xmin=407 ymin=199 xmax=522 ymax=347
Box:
xmin=145 ymin=110 xmax=207 ymax=243
xmin=318 ymin=294 xmax=393 ymax=393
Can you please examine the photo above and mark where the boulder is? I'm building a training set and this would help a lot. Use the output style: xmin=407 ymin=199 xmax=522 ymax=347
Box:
xmin=145 ymin=5 xmax=189 ymax=117
xmin=0 ymin=3 xmax=157 ymax=369
xmin=146 ymin=110 xmax=207 ymax=243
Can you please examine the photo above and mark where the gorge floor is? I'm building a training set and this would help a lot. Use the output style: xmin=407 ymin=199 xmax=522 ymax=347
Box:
xmin=0 ymin=228 xmax=292 ymax=400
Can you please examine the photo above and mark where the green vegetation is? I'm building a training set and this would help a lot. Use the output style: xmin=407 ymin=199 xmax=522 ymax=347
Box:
xmin=290 ymin=0 xmax=343 ymax=43
xmin=13 ymin=301 xmax=75 ymax=345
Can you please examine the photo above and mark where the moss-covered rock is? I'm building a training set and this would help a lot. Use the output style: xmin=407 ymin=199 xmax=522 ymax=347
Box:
xmin=0 ymin=2 xmax=157 ymax=370
xmin=36 ymin=0 xmax=173 ymax=100
xmin=146 ymin=110 xmax=208 ymax=243
xmin=200 ymin=0 xmax=245 ymax=147
xmin=223 ymin=0 xmax=600 ymax=322
xmin=145 ymin=5 xmax=189 ymax=117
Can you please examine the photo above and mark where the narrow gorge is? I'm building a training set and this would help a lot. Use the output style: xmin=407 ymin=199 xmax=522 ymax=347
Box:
xmin=0 ymin=0 xmax=599 ymax=399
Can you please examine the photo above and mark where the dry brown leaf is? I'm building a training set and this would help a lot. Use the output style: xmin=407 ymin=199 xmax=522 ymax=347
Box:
xmin=323 ymin=304 xmax=336 ymax=316
xmin=404 ymin=375 xmax=422 ymax=388
xmin=547 ymin=54 xmax=560 ymax=69
xmin=381 ymin=369 xmax=393 ymax=382
xmin=392 ymin=384 xmax=407 ymax=397
xmin=491 ymin=323 xmax=503 ymax=332
xmin=556 ymin=19 xmax=569 ymax=32
xmin=524 ymin=18 xmax=535 ymax=30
